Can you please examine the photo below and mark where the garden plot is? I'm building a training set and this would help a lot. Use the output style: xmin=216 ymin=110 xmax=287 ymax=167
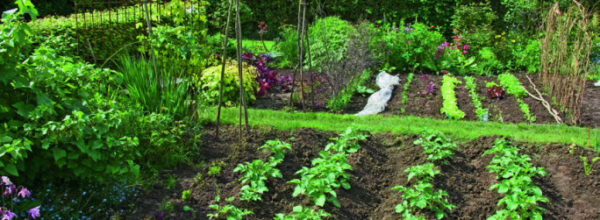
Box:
xmin=127 ymin=126 xmax=600 ymax=219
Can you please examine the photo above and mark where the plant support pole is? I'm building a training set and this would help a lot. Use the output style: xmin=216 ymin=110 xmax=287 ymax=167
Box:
xmin=235 ymin=0 xmax=249 ymax=133
xmin=216 ymin=0 xmax=234 ymax=138
xmin=289 ymin=0 xmax=303 ymax=107
xmin=299 ymin=0 xmax=307 ymax=110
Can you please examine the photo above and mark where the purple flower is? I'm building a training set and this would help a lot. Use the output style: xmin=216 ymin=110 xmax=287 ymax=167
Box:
xmin=420 ymin=74 xmax=429 ymax=80
xmin=4 ymin=184 xmax=15 ymax=197
xmin=462 ymin=50 xmax=468 ymax=54
xmin=463 ymin=44 xmax=469 ymax=50
xmin=1 ymin=210 xmax=15 ymax=220
xmin=427 ymin=82 xmax=436 ymax=94
xmin=17 ymin=187 xmax=30 ymax=198
xmin=437 ymin=45 xmax=444 ymax=51
xmin=1 ymin=177 xmax=11 ymax=186
xmin=27 ymin=206 xmax=40 ymax=219
xmin=442 ymin=42 xmax=450 ymax=47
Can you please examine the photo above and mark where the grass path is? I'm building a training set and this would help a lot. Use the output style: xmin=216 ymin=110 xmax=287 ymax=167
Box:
xmin=198 ymin=107 xmax=599 ymax=148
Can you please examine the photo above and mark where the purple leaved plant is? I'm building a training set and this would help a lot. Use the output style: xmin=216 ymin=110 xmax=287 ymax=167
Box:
xmin=242 ymin=53 xmax=280 ymax=96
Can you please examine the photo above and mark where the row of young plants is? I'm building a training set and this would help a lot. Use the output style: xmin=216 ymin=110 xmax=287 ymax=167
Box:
xmin=208 ymin=139 xmax=292 ymax=219
xmin=279 ymin=128 xmax=367 ymax=219
xmin=496 ymin=73 xmax=536 ymax=122
xmin=399 ymin=73 xmax=415 ymax=114
xmin=393 ymin=130 xmax=457 ymax=219
xmin=440 ymin=75 xmax=465 ymax=120
xmin=464 ymin=76 xmax=489 ymax=121
xmin=483 ymin=139 xmax=549 ymax=220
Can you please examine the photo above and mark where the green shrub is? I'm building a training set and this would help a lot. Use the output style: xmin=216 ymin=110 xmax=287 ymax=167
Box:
xmin=275 ymin=26 xmax=299 ymax=69
xmin=378 ymin=22 xmax=444 ymax=72
xmin=475 ymin=47 xmax=504 ymax=75
xmin=512 ymin=39 xmax=541 ymax=73
xmin=451 ymin=2 xmax=497 ymax=52
xmin=197 ymin=62 xmax=258 ymax=106
xmin=308 ymin=17 xmax=356 ymax=73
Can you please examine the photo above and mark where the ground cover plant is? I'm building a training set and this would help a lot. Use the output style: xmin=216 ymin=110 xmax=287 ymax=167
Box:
xmin=497 ymin=73 xmax=536 ymax=122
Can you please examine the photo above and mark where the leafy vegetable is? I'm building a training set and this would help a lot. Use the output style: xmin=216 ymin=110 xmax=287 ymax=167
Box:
xmin=464 ymin=76 xmax=489 ymax=121
xmin=440 ymin=75 xmax=465 ymax=119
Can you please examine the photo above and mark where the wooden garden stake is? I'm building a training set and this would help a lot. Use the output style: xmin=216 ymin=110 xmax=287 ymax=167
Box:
xmin=235 ymin=0 xmax=249 ymax=135
xmin=216 ymin=0 xmax=233 ymax=138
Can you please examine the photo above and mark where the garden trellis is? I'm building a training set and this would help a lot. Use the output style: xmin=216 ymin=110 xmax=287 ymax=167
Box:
xmin=72 ymin=0 xmax=205 ymax=63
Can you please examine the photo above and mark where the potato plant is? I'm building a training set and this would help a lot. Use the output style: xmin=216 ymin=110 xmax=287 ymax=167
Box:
xmin=394 ymin=163 xmax=455 ymax=220
xmin=484 ymin=139 xmax=549 ymax=220
xmin=207 ymin=195 xmax=253 ymax=220
xmin=289 ymin=128 xmax=367 ymax=207
xmin=413 ymin=130 xmax=457 ymax=164
xmin=274 ymin=206 xmax=331 ymax=220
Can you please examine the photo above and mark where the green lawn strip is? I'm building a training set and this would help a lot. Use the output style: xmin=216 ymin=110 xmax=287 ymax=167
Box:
xmin=198 ymin=107 xmax=598 ymax=147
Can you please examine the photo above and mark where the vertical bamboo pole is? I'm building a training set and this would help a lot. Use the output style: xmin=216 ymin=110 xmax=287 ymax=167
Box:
xmin=234 ymin=0 xmax=249 ymax=134
xmin=216 ymin=0 xmax=234 ymax=138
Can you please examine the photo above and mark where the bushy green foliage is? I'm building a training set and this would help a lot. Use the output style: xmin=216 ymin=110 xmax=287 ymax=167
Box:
xmin=511 ymin=39 xmax=541 ymax=73
xmin=413 ymin=131 xmax=457 ymax=164
xmin=234 ymin=159 xmax=282 ymax=201
xmin=141 ymin=25 xmax=207 ymax=74
xmin=464 ymin=76 xmax=489 ymax=121
xmin=436 ymin=44 xmax=476 ymax=75
xmin=377 ymin=22 xmax=444 ymax=72
xmin=475 ymin=47 xmax=504 ymax=75
xmin=484 ymin=139 xmax=549 ymax=220
xmin=440 ymin=75 xmax=465 ymax=119
xmin=327 ymin=70 xmax=373 ymax=112
xmin=197 ymin=62 xmax=258 ymax=106
xmin=274 ymin=26 xmax=299 ymax=69
xmin=274 ymin=206 xmax=330 ymax=220
xmin=308 ymin=16 xmax=356 ymax=72
xmin=451 ymin=2 xmax=497 ymax=52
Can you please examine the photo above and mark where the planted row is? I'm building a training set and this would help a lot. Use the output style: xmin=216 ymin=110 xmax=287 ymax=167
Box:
xmin=464 ymin=76 xmax=489 ymax=121
xmin=440 ymin=75 xmax=465 ymax=120
xmin=400 ymin=73 xmax=415 ymax=114
xmin=497 ymin=73 xmax=535 ymax=122
xmin=483 ymin=139 xmax=548 ymax=220
xmin=327 ymin=70 xmax=374 ymax=112
xmin=394 ymin=131 xmax=457 ymax=219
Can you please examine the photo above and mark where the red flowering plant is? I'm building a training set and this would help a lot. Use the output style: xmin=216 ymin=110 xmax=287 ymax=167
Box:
xmin=258 ymin=21 xmax=270 ymax=52
xmin=434 ymin=37 xmax=475 ymax=75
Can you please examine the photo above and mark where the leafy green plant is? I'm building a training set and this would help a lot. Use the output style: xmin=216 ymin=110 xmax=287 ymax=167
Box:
xmin=274 ymin=26 xmax=300 ymax=69
xmin=258 ymin=139 xmax=292 ymax=163
xmin=464 ymin=76 xmax=489 ymax=121
xmin=208 ymin=161 xmax=225 ymax=177
xmin=413 ymin=131 xmax=457 ymax=164
xmin=196 ymin=61 xmax=258 ymax=106
xmin=497 ymin=73 xmax=535 ymax=122
xmin=308 ymin=16 xmax=356 ymax=73
xmin=440 ymin=75 xmax=465 ymax=119
xmin=233 ymin=159 xmax=282 ymax=201
xmin=327 ymin=70 xmax=373 ymax=112
xmin=400 ymin=73 xmax=414 ymax=114
xmin=475 ymin=47 xmax=504 ymax=75
xmin=274 ymin=206 xmax=331 ymax=220
xmin=181 ymin=189 xmax=192 ymax=201
xmin=393 ymin=163 xmax=454 ymax=219
xmin=450 ymin=2 xmax=497 ymax=53
xmin=435 ymin=42 xmax=476 ymax=76
xmin=484 ymin=139 xmax=549 ymax=220
xmin=580 ymin=156 xmax=600 ymax=175
xmin=289 ymin=128 xmax=366 ymax=207
xmin=207 ymin=195 xmax=253 ymax=220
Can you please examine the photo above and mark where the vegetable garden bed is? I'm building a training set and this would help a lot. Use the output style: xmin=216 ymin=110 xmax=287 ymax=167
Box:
xmin=127 ymin=126 xmax=600 ymax=219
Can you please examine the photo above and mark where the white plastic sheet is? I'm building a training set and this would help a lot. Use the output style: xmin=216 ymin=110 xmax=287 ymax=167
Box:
xmin=355 ymin=71 xmax=400 ymax=116
xmin=595 ymin=80 xmax=600 ymax=87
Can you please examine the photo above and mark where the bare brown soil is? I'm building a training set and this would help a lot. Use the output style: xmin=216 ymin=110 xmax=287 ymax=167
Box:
xmin=128 ymin=126 xmax=600 ymax=219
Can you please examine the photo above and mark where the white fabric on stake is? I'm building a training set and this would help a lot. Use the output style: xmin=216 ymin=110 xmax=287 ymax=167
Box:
xmin=355 ymin=71 xmax=400 ymax=116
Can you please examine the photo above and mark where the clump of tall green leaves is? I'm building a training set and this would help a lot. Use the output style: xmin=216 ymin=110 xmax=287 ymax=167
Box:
xmin=233 ymin=139 xmax=291 ymax=201
xmin=117 ymin=55 xmax=192 ymax=119
xmin=308 ymin=17 xmax=356 ymax=73
xmin=580 ymin=156 xmax=600 ymax=175
xmin=393 ymin=163 xmax=455 ymax=220
xmin=440 ymin=75 xmax=465 ymax=119
xmin=289 ymin=128 xmax=367 ymax=207
xmin=497 ymin=73 xmax=535 ymax=122
xmin=464 ymin=76 xmax=489 ymax=121
xmin=327 ymin=70 xmax=373 ymax=112
xmin=484 ymin=139 xmax=549 ymax=220
xmin=274 ymin=205 xmax=331 ymax=220
xmin=413 ymin=130 xmax=457 ymax=164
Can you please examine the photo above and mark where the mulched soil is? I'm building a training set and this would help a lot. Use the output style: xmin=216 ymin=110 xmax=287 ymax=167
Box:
xmin=127 ymin=126 xmax=600 ymax=220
